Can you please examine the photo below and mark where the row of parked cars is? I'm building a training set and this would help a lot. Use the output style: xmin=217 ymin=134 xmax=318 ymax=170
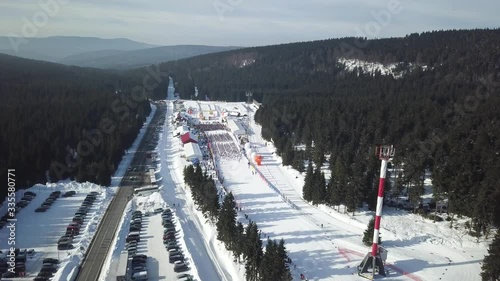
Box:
xmin=0 ymin=191 xmax=37 ymax=229
xmin=35 ymin=191 xmax=61 ymax=212
xmin=161 ymin=208 xmax=193 ymax=279
xmin=32 ymin=257 xmax=59 ymax=281
xmin=58 ymin=192 xmax=99 ymax=251
xmin=126 ymin=211 xmax=148 ymax=281
xmin=0 ymin=249 xmax=27 ymax=278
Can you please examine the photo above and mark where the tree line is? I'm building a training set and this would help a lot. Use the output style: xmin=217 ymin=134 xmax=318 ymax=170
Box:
xmin=0 ymin=54 xmax=153 ymax=202
xmin=155 ymin=29 xmax=500 ymax=280
xmin=184 ymin=164 xmax=293 ymax=281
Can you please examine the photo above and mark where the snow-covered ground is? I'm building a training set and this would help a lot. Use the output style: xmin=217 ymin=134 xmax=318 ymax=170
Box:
xmin=0 ymin=103 xmax=156 ymax=281
xmin=0 ymin=182 xmax=110 ymax=280
xmin=156 ymin=101 xmax=238 ymax=281
xmin=338 ymin=58 xmax=429 ymax=79
xmin=173 ymin=99 xmax=488 ymax=281
xmin=102 ymin=77 xmax=234 ymax=281
xmin=17 ymin=85 xmax=487 ymax=281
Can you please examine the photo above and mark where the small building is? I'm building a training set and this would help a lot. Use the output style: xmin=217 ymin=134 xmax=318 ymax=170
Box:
xmin=227 ymin=119 xmax=245 ymax=136
xmin=184 ymin=143 xmax=203 ymax=162
xmin=174 ymin=125 xmax=189 ymax=136
xmin=181 ymin=132 xmax=198 ymax=144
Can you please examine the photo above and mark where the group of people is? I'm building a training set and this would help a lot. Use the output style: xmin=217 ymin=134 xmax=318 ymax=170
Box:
xmin=207 ymin=133 xmax=241 ymax=160
xmin=194 ymin=123 xmax=226 ymax=131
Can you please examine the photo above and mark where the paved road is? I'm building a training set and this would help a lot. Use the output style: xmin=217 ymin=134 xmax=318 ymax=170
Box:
xmin=75 ymin=105 xmax=164 ymax=281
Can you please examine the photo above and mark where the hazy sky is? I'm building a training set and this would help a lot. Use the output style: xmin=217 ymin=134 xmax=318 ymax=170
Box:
xmin=0 ymin=0 xmax=499 ymax=46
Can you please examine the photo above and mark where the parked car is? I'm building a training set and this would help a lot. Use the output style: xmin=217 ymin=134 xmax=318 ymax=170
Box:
xmin=126 ymin=232 xmax=140 ymax=243
xmin=173 ymin=261 xmax=189 ymax=273
xmin=57 ymin=243 xmax=74 ymax=250
xmin=16 ymin=200 xmax=29 ymax=208
xmin=58 ymin=237 xmax=72 ymax=245
xmin=131 ymin=270 xmax=148 ymax=281
xmin=42 ymin=258 xmax=59 ymax=265
xmin=41 ymin=264 xmax=58 ymax=273
xmin=50 ymin=191 xmax=61 ymax=198
xmin=166 ymin=244 xmax=179 ymax=251
xmin=169 ymin=254 xmax=184 ymax=263
xmin=21 ymin=195 xmax=33 ymax=201
xmin=35 ymin=207 xmax=49 ymax=212
xmin=37 ymin=269 xmax=53 ymax=277
xmin=62 ymin=191 xmax=76 ymax=197
xmin=24 ymin=191 xmax=36 ymax=197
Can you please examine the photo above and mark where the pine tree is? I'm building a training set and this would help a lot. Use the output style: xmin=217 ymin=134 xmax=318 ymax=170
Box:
xmin=328 ymin=157 xmax=347 ymax=210
xmin=302 ymin=162 xmax=314 ymax=201
xmin=311 ymin=168 xmax=326 ymax=205
xmin=244 ymin=222 xmax=263 ymax=281
xmin=276 ymin=239 xmax=293 ymax=281
xmin=363 ymin=217 xmax=381 ymax=246
xmin=233 ymin=221 xmax=245 ymax=262
xmin=217 ymin=192 xmax=237 ymax=249
xmin=481 ymin=230 xmax=500 ymax=281
xmin=260 ymin=239 xmax=278 ymax=280
xmin=260 ymin=239 xmax=292 ymax=281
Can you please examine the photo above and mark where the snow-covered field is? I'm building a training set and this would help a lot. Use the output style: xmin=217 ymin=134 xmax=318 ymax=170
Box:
xmin=176 ymin=99 xmax=488 ymax=281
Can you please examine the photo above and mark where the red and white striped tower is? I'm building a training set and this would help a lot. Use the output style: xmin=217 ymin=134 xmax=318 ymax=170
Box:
xmin=358 ymin=145 xmax=394 ymax=279
xmin=371 ymin=154 xmax=389 ymax=257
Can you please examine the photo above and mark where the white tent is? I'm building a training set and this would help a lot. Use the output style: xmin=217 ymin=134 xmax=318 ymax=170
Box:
xmin=227 ymin=119 xmax=245 ymax=136
xmin=184 ymin=143 xmax=203 ymax=162
xmin=174 ymin=125 xmax=189 ymax=136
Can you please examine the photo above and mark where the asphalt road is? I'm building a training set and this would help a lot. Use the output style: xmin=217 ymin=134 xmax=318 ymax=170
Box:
xmin=75 ymin=105 xmax=165 ymax=281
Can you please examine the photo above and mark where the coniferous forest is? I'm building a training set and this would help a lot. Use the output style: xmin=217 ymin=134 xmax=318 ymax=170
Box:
xmin=1 ymin=28 xmax=499 ymax=279
xmin=157 ymin=29 xmax=500 ymax=278
xmin=0 ymin=54 xmax=152 ymax=201
xmin=157 ymin=29 xmax=500 ymax=237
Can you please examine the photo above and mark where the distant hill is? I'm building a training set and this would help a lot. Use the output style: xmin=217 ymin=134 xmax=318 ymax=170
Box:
xmin=0 ymin=36 xmax=157 ymax=62
xmin=59 ymin=45 xmax=242 ymax=69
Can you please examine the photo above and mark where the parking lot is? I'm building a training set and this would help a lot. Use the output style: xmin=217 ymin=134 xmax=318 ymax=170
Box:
xmin=0 ymin=185 xmax=108 ymax=280
xmin=108 ymin=196 xmax=196 ymax=281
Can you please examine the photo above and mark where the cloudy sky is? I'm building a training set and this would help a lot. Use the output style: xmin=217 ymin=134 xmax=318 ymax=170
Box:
xmin=0 ymin=0 xmax=499 ymax=46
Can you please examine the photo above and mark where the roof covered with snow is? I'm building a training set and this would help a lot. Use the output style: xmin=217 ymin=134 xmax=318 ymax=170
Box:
xmin=227 ymin=119 xmax=245 ymax=135
xmin=184 ymin=142 xmax=202 ymax=160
